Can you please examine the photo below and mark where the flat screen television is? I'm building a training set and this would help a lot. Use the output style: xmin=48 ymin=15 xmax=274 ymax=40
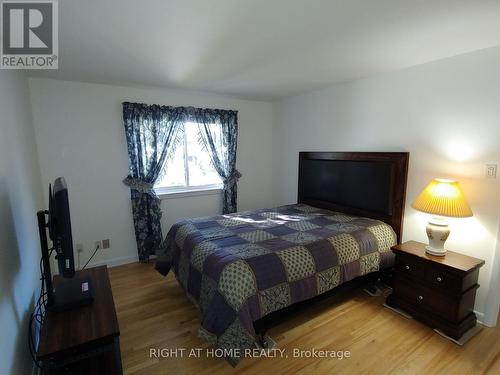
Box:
xmin=38 ymin=177 xmax=93 ymax=311
xmin=48 ymin=177 xmax=76 ymax=278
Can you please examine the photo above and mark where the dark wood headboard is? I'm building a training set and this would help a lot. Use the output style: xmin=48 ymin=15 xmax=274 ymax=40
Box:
xmin=298 ymin=152 xmax=409 ymax=243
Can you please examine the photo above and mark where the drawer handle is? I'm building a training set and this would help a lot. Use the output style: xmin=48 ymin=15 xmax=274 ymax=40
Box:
xmin=418 ymin=295 xmax=424 ymax=301
xmin=436 ymin=277 xmax=442 ymax=282
xmin=405 ymin=265 xmax=410 ymax=270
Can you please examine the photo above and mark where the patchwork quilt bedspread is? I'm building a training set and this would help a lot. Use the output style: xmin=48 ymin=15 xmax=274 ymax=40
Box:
xmin=155 ymin=204 xmax=396 ymax=364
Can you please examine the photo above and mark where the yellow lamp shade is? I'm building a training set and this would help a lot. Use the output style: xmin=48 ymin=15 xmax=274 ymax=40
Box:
xmin=412 ymin=178 xmax=473 ymax=218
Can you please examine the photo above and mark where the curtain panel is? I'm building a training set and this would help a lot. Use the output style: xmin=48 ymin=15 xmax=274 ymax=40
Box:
xmin=191 ymin=108 xmax=241 ymax=214
xmin=122 ymin=102 xmax=184 ymax=261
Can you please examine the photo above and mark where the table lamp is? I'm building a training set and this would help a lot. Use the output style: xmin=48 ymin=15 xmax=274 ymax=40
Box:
xmin=411 ymin=178 xmax=473 ymax=256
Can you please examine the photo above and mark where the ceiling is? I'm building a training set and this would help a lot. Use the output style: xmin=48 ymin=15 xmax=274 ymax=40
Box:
xmin=29 ymin=0 xmax=500 ymax=100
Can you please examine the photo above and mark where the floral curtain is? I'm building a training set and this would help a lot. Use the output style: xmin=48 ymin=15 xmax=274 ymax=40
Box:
xmin=122 ymin=102 xmax=183 ymax=261
xmin=192 ymin=108 xmax=241 ymax=214
xmin=123 ymin=103 xmax=240 ymax=260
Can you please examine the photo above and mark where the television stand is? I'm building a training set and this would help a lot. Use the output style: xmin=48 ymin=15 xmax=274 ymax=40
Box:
xmin=37 ymin=266 xmax=122 ymax=374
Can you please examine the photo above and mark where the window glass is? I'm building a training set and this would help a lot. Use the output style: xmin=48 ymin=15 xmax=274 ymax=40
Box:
xmin=154 ymin=122 xmax=222 ymax=191
xmin=185 ymin=123 xmax=222 ymax=187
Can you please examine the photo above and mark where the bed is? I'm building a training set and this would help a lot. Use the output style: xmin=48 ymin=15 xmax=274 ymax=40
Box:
xmin=155 ymin=152 xmax=409 ymax=365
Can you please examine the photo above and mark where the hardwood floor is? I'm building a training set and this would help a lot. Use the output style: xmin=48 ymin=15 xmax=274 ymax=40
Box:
xmin=108 ymin=262 xmax=499 ymax=375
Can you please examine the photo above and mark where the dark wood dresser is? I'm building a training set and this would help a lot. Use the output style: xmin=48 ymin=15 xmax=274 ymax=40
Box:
xmin=37 ymin=266 xmax=122 ymax=374
xmin=386 ymin=241 xmax=485 ymax=339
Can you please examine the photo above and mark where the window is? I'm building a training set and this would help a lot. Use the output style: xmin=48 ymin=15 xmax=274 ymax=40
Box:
xmin=154 ymin=122 xmax=223 ymax=196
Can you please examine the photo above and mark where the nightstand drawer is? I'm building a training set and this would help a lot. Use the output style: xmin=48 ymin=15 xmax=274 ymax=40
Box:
xmin=394 ymin=254 xmax=425 ymax=278
xmin=424 ymin=266 xmax=461 ymax=293
xmin=393 ymin=276 xmax=454 ymax=321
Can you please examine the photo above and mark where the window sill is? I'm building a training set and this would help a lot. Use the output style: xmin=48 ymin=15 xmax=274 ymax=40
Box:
xmin=155 ymin=186 xmax=223 ymax=200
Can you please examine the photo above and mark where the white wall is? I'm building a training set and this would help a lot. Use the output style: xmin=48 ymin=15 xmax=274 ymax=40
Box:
xmin=0 ymin=71 xmax=45 ymax=375
xmin=28 ymin=79 xmax=273 ymax=267
xmin=272 ymin=46 xmax=500 ymax=325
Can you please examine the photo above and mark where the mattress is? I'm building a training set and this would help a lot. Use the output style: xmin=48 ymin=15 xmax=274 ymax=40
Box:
xmin=155 ymin=204 xmax=396 ymax=364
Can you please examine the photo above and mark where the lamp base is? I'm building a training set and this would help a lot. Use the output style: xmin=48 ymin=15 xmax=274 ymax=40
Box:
xmin=425 ymin=246 xmax=447 ymax=256
xmin=425 ymin=217 xmax=450 ymax=257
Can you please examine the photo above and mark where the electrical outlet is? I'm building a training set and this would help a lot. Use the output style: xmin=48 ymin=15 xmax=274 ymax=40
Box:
xmin=76 ymin=243 xmax=83 ymax=253
xmin=486 ymin=164 xmax=497 ymax=179
xmin=94 ymin=240 xmax=101 ymax=249
xmin=102 ymin=239 xmax=110 ymax=249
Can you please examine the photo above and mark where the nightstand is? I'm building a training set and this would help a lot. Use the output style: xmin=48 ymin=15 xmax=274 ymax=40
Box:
xmin=386 ymin=241 xmax=485 ymax=340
